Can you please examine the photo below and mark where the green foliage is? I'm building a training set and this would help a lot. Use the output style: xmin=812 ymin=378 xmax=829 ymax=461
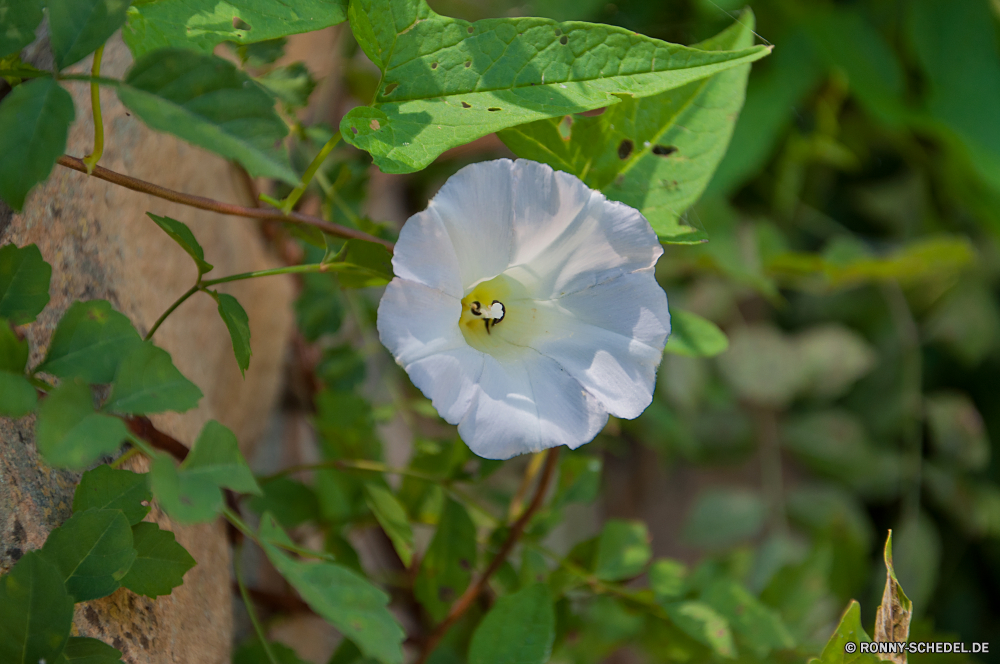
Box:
xmin=73 ymin=466 xmax=152 ymax=526
xmin=61 ymin=636 xmax=124 ymax=664
xmin=0 ymin=552 xmax=75 ymax=664
xmin=682 ymin=488 xmax=766 ymax=550
xmin=36 ymin=380 xmax=129 ymax=469
xmin=0 ymin=321 xmax=36 ymax=416
xmin=0 ymin=243 xmax=51 ymax=325
xmin=233 ymin=638 xmax=311 ymax=664
xmin=120 ymin=522 xmax=197 ymax=598
xmin=593 ymin=519 xmax=651 ymax=581
xmin=468 ymin=583 xmax=555 ymax=664
xmin=663 ymin=309 xmax=728 ymax=358
xmin=414 ymin=498 xmax=477 ymax=620
xmin=123 ymin=0 xmax=349 ymax=57
xmin=258 ymin=62 xmax=317 ymax=111
xmin=248 ymin=477 xmax=322 ymax=528
xmin=118 ymin=49 xmax=298 ymax=184
xmin=0 ymin=0 xmax=43 ymax=58
xmin=701 ymin=578 xmax=793 ymax=657
xmin=47 ymin=0 xmax=130 ymax=70
xmin=363 ymin=484 xmax=414 ymax=566
xmin=104 ymin=342 xmax=203 ymax=415
xmin=214 ymin=292 xmax=252 ymax=376
xmin=0 ymin=78 xmax=75 ymax=211
xmin=341 ymin=0 xmax=768 ymax=173
xmin=146 ymin=213 xmax=213 ymax=276
xmin=807 ymin=601 xmax=877 ymax=664
xmin=38 ymin=300 xmax=143 ymax=383
xmin=334 ymin=240 xmax=394 ymax=288
xmin=662 ymin=601 xmax=735 ymax=658
xmin=40 ymin=508 xmax=136 ymax=602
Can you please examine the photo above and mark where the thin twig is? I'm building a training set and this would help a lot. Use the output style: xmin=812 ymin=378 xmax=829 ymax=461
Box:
xmin=56 ymin=155 xmax=394 ymax=252
xmin=415 ymin=447 xmax=560 ymax=664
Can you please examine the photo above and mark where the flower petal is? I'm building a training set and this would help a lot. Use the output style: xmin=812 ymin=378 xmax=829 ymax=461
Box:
xmin=377 ymin=279 xmax=463 ymax=366
xmin=458 ymin=353 xmax=609 ymax=460
xmin=405 ymin=346 xmax=485 ymax=425
xmin=526 ymin=270 xmax=670 ymax=419
xmin=391 ymin=207 xmax=464 ymax=298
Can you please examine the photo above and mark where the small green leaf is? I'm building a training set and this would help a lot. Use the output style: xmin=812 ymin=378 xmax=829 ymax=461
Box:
xmin=123 ymin=0 xmax=349 ymax=58
xmin=118 ymin=49 xmax=297 ymax=184
xmin=104 ymin=342 xmax=203 ymax=415
xmin=0 ymin=319 xmax=28 ymax=373
xmin=414 ymin=498 xmax=476 ymax=621
xmin=0 ymin=243 xmax=52 ymax=323
xmin=664 ymin=601 xmax=735 ymax=658
xmin=119 ymin=521 xmax=196 ymax=598
xmin=553 ymin=454 xmax=602 ymax=506
xmin=47 ymin=0 xmax=130 ymax=70
xmin=649 ymin=558 xmax=687 ymax=602
xmin=701 ymin=578 xmax=794 ymax=656
xmin=0 ymin=371 xmax=37 ymax=417
xmin=0 ymin=76 xmax=75 ymax=211
xmin=36 ymin=380 xmax=129 ymax=469
xmin=41 ymin=509 xmax=136 ymax=602
xmin=0 ymin=0 xmax=43 ymax=58
xmin=0 ymin=551 xmax=75 ymax=664
xmin=150 ymin=452 xmax=221 ymax=523
xmin=336 ymin=240 xmax=394 ymax=288
xmin=258 ymin=514 xmax=406 ymax=664
xmin=215 ymin=292 xmax=252 ymax=376
xmin=364 ymin=484 xmax=414 ymax=567
xmin=664 ymin=309 xmax=729 ymax=358
xmin=468 ymin=583 xmax=555 ymax=664
xmin=145 ymin=213 xmax=213 ymax=276
xmin=257 ymin=62 xmax=317 ymax=109
xmin=37 ymin=300 xmax=143 ymax=383
xmin=183 ymin=420 xmax=261 ymax=494
xmin=594 ymin=519 xmax=652 ymax=581
xmin=73 ymin=465 xmax=152 ymax=526
xmin=61 ymin=636 xmax=124 ymax=664
xmin=809 ymin=600 xmax=878 ymax=664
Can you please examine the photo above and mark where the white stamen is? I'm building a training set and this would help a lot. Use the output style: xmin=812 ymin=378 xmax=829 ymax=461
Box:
xmin=485 ymin=302 xmax=504 ymax=320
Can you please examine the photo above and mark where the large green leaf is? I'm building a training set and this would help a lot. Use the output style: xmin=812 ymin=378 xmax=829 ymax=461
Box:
xmin=123 ymin=0 xmax=349 ymax=58
xmin=0 ymin=0 xmax=43 ymax=58
xmin=118 ymin=49 xmax=297 ymax=184
xmin=36 ymin=380 xmax=129 ymax=469
xmin=414 ymin=498 xmax=476 ymax=620
xmin=468 ymin=583 xmax=555 ymax=664
xmin=73 ymin=465 xmax=152 ymax=526
xmin=103 ymin=342 xmax=203 ymax=415
xmin=61 ymin=636 xmax=125 ymax=664
xmin=0 ymin=243 xmax=51 ymax=324
xmin=258 ymin=514 xmax=406 ymax=664
xmin=47 ymin=0 xmax=130 ymax=70
xmin=0 ymin=77 xmax=75 ymax=211
xmin=146 ymin=213 xmax=213 ymax=276
xmin=215 ymin=292 xmax=252 ymax=376
xmin=341 ymin=0 xmax=769 ymax=173
xmin=37 ymin=300 xmax=143 ymax=383
xmin=41 ymin=509 xmax=136 ymax=602
xmin=500 ymin=12 xmax=758 ymax=241
xmin=363 ymin=484 xmax=414 ymax=567
xmin=0 ymin=552 xmax=75 ymax=664
xmin=120 ymin=522 xmax=196 ymax=598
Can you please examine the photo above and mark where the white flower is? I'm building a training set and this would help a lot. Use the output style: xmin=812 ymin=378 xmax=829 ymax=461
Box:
xmin=377 ymin=159 xmax=671 ymax=459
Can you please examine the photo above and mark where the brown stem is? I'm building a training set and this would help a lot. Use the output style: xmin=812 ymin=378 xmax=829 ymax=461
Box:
xmin=415 ymin=447 xmax=560 ymax=664
xmin=56 ymin=155 xmax=394 ymax=253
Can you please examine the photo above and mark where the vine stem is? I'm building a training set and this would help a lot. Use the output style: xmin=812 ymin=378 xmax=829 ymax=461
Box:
xmin=145 ymin=284 xmax=199 ymax=341
xmin=273 ymin=131 xmax=342 ymax=214
xmin=82 ymin=45 xmax=104 ymax=174
xmin=415 ymin=447 xmax=560 ymax=664
xmin=56 ymin=155 xmax=394 ymax=252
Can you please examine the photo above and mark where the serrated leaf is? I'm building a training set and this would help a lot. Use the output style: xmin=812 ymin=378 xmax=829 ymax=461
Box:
xmin=593 ymin=519 xmax=651 ymax=581
xmin=664 ymin=308 xmax=728 ymax=358
xmin=146 ymin=213 xmax=213 ymax=275
xmin=123 ymin=0 xmax=349 ymax=58
xmin=37 ymin=300 xmax=143 ymax=383
xmin=36 ymin=380 xmax=129 ymax=469
xmin=0 ymin=243 xmax=52 ymax=323
xmin=258 ymin=514 xmax=405 ymax=664
xmin=73 ymin=465 xmax=152 ymax=526
xmin=118 ymin=49 xmax=297 ymax=184
xmin=414 ymin=498 xmax=476 ymax=620
xmin=61 ymin=636 xmax=124 ymax=664
xmin=119 ymin=522 xmax=196 ymax=598
xmin=364 ymin=483 xmax=414 ymax=567
xmin=468 ymin=583 xmax=555 ymax=664
xmin=809 ymin=600 xmax=878 ymax=664
xmin=47 ymin=0 xmax=130 ymax=70
xmin=341 ymin=0 xmax=769 ymax=173
xmin=0 ymin=76 xmax=75 ymax=210
xmin=335 ymin=239 xmax=394 ymax=288
xmin=0 ymin=551 xmax=75 ymax=664
xmin=701 ymin=578 xmax=794 ymax=657
xmin=215 ymin=292 xmax=252 ymax=376
xmin=500 ymin=12 xmax=757 ymax=241
xmin=41 ymin=509 xmax=136 ymax=602
xmin=104 ymin=342 xmax=203 ymax=415
xmin=663 ymin=601 xmax=735 ymax=658
xmin=0 ymin=371 xmax=37 ymax=416
xmin=0 ymin=0 xmax=43 ymax=58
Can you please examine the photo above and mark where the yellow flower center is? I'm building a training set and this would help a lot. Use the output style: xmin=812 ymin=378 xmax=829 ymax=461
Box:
xmin=459 ymin=274 xmax=536 ymax=356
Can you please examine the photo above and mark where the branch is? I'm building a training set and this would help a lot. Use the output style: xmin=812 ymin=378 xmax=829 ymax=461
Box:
xmin=56 ymin=155 xmax=394 ymax=253
xmin=415 ymin=447 xmax=560 ymax=664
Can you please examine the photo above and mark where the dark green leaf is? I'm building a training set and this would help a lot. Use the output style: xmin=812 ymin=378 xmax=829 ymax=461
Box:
xmin=682 ymin=488 xmax=766 ymax=550
xmin=808 ymin=600 xmax=878 ymax=664
xmin=215 ymin=293 xmax=252 ymax=376
xmin=663 ymin=601 xmax=735 ymax=658
xmin=41 ymin=508 xmax=136 ymax=601
xmin=119 ymin=522 xmax=196 ymax=598
xmin=118 ymin=49 xmax=297 ymax=184
xmin=257 ymin=62 xmax=317 ymax=109
xmin=701 ymin=578 xmax=794 ymax=656
xmin=73 ymin=465 xmax=151 ymax=526
xmin=0 ymin=370 xmax=37 ymax=417
xmin=664 ymin=309 xmax=729 ymax=358
xmin=258 ymin=514 xmax=405 ymax=664
xmin=123 ymin=0 xmax=349 ymax=58
xmin=468 ymin=583 xmax=555 ymax=664
xmin=0 ymin=0 xmax=43 ymax=58
xmin=233 ymin=638 xmax=311 ymax=664
xmin=0 ymin=551 xmax=74 ymax=664
xmin=247 ymin=477 xmax=321 ymax=528
xmin=364 ymin=484 xmax=414 ymax=567
xmin=47 ymin=0 xmax=130 ymax=69
xmin=104 ymin=342 xmax=203 ymax=415
xmin=414 ymin=498 xmax=476 ymax=621
xmin=145 ymin=213 xmax=213 ymax=275
xmin=0 ymin=76 xmax=74 ymax=210
xmin=335 ymin=240 xmax=394 ymax=288
xmin=37 ymin=300 xmax=142 ymax=383
xmin=0 ymin=319 xmax=27 ymax=372
xmin=61 ymin=636 xmax=124 ymax=664
xmin=0 ymin=243 xmax=52 ymax=323
xmin=594 ymin=519 xmax=651 ymax=581
xmin=36 ymin=380 xmax=129 ymax=469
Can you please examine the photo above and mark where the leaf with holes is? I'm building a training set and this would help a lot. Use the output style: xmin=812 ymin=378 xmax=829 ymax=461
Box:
xmin=61 ymin=636 xmax=124 ymax=664
xmin=364 ymin=484 xmax=414 ymax=567
xmin=47 ymin=0 xmax=131 ymax=69
xmin=0 ymin=552 xmax=74 ymax=664
xmin=118 ymin=49 xmax=297 ymax=184
xmin=120 ymin=522 xmax=196 ymax=598
xmin=38 ymin=300 xmax=143 ymax=383
xmin=500 ymin=12 xmax=758 ymax=241
xmin=41 ymin=509 xmax=136 ymax=602
xmin=0 ymin=243 xmax=51 ymax=324
xmin=146 ymin=213 xmax=214 ymax=276
xmin=36 ymin=380 xmax=129 ymax=469
xmin=123 ymin=0 xmax=349 ymax=58
xmin=73 ymin=465 xmax=152 ymax=526
xmin=341 ymin=0 xmax=769 ymax=173
xmin=104 ymin=342 xmax=203 ymax=415
xmin=0 ymin=0 xmax=43 ymax=58
xmin=215 ymin=293 xmax=252 ymax=376
xmin=414 ymin=498 xmax=477 ymax=620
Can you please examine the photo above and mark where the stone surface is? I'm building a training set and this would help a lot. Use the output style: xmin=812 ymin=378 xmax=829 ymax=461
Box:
xmin=0 ymin=33 xmax=296 ymax=664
